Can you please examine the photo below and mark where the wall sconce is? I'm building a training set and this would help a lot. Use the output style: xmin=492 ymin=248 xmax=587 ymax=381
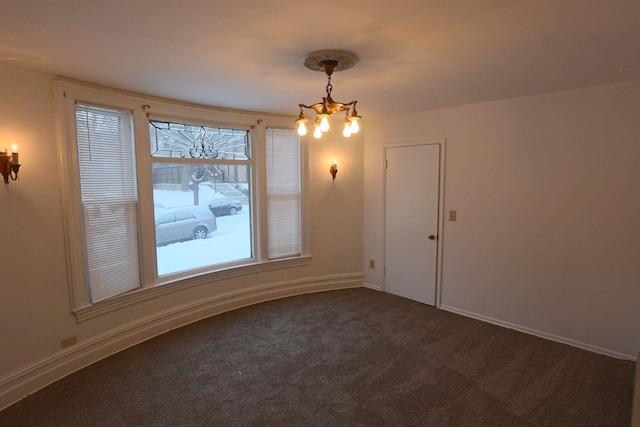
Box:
xmin=0 ymin=144 xmax=21 ymax=184
xmin=329 ymin=160 xmax=338 ymax=180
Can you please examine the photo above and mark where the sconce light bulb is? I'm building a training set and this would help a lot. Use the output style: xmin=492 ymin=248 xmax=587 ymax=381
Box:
xmin=297 ymin=121 xmax=308 ymax=136
xmin=350 ymin=120 xmax=360 ymax=134
xmin=313 ymin=127 xmax=323 ymax=139
xmin=320 ymin=116 xmax=330 ymax=132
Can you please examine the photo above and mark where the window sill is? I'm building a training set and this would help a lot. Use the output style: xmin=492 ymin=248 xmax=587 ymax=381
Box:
xmin=73 ymin=256 xmax=312 ymax=322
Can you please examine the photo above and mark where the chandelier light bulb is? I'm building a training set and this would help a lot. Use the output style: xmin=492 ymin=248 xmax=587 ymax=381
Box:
xmin=342 ymin=119 xmax=352 ymax=137
xmin=297 ymin=121 xmax=308 ymax=136
xmin=320 ymin=116 xmax=330 ymax=132
xmin=350 ymin=119 xmax=360 ymax=134
xmin=313 ymin=127 xmax=323 ymax=139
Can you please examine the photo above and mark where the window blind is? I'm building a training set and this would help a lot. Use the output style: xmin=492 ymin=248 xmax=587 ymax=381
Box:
xmin=75 ymin=104 xmax=141 ymax=303
xmin=266 ymin=128 xmax=301 ymax=259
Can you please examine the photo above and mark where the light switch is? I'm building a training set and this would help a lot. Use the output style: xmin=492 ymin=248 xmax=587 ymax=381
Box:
xmin=449 ymin=210 xmax=457 ymax=221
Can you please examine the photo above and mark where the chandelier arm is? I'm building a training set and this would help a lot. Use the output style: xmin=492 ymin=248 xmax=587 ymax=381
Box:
xmin=299 ymin=100 xmax=357 ymax=112
xmin=299 ymin=103 xmax=326 ymax=114
xmin=340 ymin=100 xmax=357 ymax=108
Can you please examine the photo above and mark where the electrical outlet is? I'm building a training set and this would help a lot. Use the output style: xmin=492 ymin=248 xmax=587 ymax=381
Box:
xmin=449 ymin=210 xmax=457 ymax=221
xmin=369 ymin=259 xmax=375 ymax=269
xmin=60 ymin=336 xmax=77 ymax=349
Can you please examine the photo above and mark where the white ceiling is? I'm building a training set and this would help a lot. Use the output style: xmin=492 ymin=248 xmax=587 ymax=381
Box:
xmin=1 ymin=1 xmax=639 ymax=117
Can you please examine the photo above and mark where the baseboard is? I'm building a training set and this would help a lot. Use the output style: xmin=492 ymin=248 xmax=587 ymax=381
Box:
xmin=633 ymin=353 xmax=640 ymax=427
xmin=440 ymin=304 xmax=636 ymax=362
xmin=362 ymin=282 xmax=382 ymax=292
xmin=0 ymin=273 xmax=364 ymax=411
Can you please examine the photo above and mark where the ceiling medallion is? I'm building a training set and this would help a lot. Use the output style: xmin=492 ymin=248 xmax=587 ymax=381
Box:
xmin=295 ymin=49 xmax=362 ymax=139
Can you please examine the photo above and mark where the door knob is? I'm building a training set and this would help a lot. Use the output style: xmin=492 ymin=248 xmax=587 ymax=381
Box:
xmin=428 ymin=234 xmax=436 ymax=240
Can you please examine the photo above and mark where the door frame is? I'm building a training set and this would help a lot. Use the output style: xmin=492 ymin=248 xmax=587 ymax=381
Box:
xmin=382 ymin=139 xmax=446 ymax=307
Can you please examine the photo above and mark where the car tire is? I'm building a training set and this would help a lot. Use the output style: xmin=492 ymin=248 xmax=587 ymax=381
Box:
xmin=192 ymin=226 xmax=208 ymax=240
xmin=229 ymin=207 xmax=237 ymax=215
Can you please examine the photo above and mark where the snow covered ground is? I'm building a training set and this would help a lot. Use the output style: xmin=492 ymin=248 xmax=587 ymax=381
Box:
xmin=153 ymin=185 xmax=251 ymax=276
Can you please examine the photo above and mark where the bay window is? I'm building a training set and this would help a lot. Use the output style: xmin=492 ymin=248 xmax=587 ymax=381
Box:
xmin=55 ymin=80 xmax=308 ymax=319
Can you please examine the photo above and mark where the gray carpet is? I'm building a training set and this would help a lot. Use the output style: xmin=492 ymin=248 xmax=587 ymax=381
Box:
xmin=0 ymin=288 xmax=635 ymax=426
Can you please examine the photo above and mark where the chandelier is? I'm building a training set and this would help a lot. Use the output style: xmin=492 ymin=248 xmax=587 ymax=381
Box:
xmin=295 ymin=50 xmax=362 ymax=139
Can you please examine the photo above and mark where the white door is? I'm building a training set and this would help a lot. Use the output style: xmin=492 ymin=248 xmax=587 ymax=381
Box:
xmin=384 ymin=143 xmax=441 ymax=305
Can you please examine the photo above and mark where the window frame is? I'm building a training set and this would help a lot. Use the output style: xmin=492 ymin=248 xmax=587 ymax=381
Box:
xmin=74 ymin=103 xmax=141 ymax=304
xmin=55 ymin=80 xmax=310 ymax=322
xmin=145 ymin=114 xmax=256 ymax=279
xmin=266 ymin=127 xmax=303 ymax=260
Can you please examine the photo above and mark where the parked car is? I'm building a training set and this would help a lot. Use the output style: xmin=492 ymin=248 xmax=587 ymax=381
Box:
xmin=207 ymin=197 xmax=243 ymax=216
xmin=155 ymin=206 xmax=217 ymax=245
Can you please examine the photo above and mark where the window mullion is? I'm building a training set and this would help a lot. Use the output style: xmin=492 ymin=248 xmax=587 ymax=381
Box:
xmin=254 ymin=124 xmax=268 ymax=262
xmin=133 ymin=108 xmax=157 ymax=287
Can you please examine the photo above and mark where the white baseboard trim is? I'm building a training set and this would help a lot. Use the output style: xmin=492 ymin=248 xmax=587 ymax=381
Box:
xmin=362 ymin=282 xmax=383 ymax=292
xmin=440 ymin=304 xmax=636 ymax=362
xmin=0 ymin=273 xmax=364 ymax=411
xmin=632 ymin=353 xmax=640 ymax=427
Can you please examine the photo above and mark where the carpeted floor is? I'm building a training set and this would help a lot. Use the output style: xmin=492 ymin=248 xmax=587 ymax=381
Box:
xmin=0 ymin=288 xmax=635 ymax=426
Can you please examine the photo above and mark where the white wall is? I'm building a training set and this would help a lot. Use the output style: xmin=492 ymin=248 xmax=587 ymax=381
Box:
xmin=0 ymin=63 xmax=73 ymax=371
xmin=2 ymin=56 xmax=637 ymax=408
xmin=364 ymin=80 xmax=640 ymax=359
xmin=0 ymin=62 xmax=364 ymax=408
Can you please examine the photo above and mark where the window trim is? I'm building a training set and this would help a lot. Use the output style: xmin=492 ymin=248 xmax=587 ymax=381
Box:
xmin=74 ymin=256 xmax=311 ymax=322
xmin=54 ymin=80 xmax=310 ymax=321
